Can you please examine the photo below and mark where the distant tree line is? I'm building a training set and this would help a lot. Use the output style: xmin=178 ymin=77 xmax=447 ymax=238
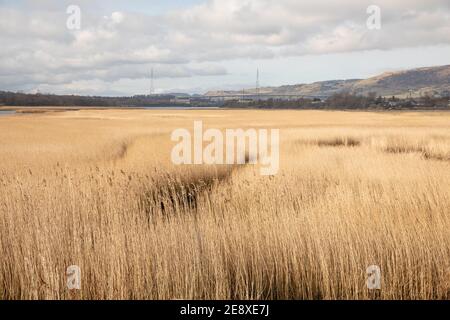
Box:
xmin=0 ymin=91 xmax=177 ymax=107
xmin=225 ymin=97 xmax=324 ymax=109
xmin=226 ymin=92 xmax=450 ymax=110
xmin=1 ymin=90 xmax=449 ymax=110
xmin=325 ymin=92 xmax=449 ymax=110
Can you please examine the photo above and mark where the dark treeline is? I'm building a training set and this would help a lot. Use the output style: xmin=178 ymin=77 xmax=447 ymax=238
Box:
xmin=1 ymin=90 xmax=449 ymax=110
xmin=227 ymin=92 xmax=450 ymax=110
xmin=325 ymin=92 xmax=449 ymax=109
xmin=0 ymin=91 xmax=178 ymax=107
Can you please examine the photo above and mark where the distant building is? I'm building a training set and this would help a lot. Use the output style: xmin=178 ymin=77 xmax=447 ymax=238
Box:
xmin=170 ymin=97 xmax=191 ymax=105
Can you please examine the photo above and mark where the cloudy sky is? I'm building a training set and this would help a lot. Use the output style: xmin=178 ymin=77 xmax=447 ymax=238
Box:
xmin=1 ymin=0 xmax=449 ymax=96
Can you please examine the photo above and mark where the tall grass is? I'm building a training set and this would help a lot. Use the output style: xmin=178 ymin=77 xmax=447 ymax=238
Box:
xmin=0 ymin=110 xmax=449 ymax=299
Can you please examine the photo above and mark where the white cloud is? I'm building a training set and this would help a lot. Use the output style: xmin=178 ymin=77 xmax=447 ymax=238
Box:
xmin=111 ymin=11 xmax=124 ymax=24
xmin=0 ymin=0 xmax=449 ymax=94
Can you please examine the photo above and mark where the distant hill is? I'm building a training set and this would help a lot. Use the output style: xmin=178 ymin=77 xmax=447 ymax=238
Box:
xmin=205 ymin=65 xmax=450 ymax=98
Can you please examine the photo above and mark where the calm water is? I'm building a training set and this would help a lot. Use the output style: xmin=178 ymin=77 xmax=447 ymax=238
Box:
xmin=143 ymin=106 xmax=220 ymax=110
xmin=0 ymin=110 xmax=15 ymax=116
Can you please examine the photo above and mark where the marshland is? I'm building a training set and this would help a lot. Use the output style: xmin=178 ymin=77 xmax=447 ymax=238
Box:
xmin=0 ymin=109 xmax=449 ymax=300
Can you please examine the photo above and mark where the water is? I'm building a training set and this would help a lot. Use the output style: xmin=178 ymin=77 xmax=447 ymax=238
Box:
xmin=143 ymin=106 xmax=221 ymax=110
xmin=0 ymin=110 xmax=15 ymax=116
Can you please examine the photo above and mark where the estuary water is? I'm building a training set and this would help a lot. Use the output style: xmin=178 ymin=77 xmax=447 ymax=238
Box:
xmin=143 ymin=106 xmax=220 ymax=110
xmin=0 ymin=110 xmax=16 ymax=116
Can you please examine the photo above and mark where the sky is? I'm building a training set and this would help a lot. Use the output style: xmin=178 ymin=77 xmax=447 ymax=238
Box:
xmin=0 ymin=0 xmax=449 ymax=96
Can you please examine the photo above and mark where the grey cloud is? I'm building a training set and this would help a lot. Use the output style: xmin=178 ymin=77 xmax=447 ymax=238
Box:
xmin=0 ymin=0 xmax=449 ymax=93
